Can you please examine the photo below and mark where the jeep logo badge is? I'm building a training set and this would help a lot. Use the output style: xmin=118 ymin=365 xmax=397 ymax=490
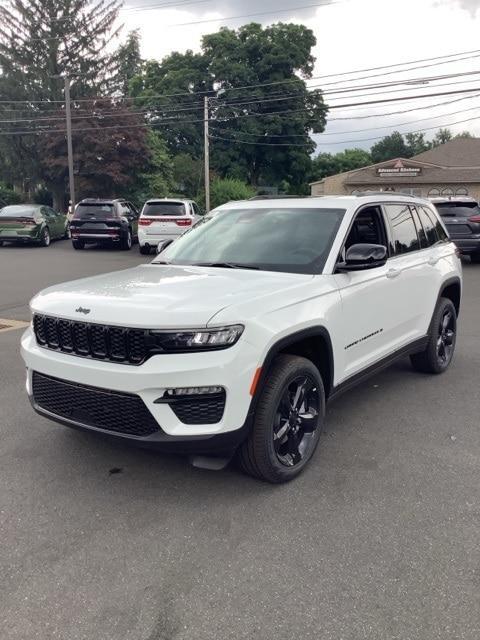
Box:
xmin=76 ymin=307 xmax=91 ymax=315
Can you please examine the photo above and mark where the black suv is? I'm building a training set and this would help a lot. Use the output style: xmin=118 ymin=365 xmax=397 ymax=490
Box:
xmin=70 ymin=199 xmax=139 ymax=251
xmin=430 ymin=197 xmax=480 ymax=263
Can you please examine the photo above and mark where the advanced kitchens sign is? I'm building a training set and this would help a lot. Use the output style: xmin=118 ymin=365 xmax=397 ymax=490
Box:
xmin=377 ymin=160 xmax=422 ymax=177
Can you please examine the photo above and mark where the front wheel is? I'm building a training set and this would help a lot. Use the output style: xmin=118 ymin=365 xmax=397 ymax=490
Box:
xmin=470 ymin=252 xmax=480 ymax=264
xmin=410 ymin=297 xmax=457 ymax=374
xmin=237 ymin=355 xmax=325 ymax=483
xmin=39 ymin=227 xmax=50 ymax=247
xmin=121 ymin=229 xmax=132 ymax=251
xmin=72 ymin=239 xmax=85 ymax=250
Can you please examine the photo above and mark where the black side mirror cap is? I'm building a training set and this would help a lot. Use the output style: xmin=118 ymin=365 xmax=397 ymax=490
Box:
xmin=337 ymin=243 xmax=388 ymax=272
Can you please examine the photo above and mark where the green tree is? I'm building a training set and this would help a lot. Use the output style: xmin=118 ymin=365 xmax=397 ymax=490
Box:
xmin=370 ymin=131 xmax=411 ymax=163
xmin=115 ymin=30 xmax=143 ymax=96
xmin=0 ymin=183 xmax=22 ymax=207
xmin=0 ymin=0 xmax=122 ymax=207
xmin=132 ymin=23 xmax=327 ymax=190
xmin=173 ymin=153 xmax=204 ymax=198
xmin=310 ymin=148 xmax=372 ymax=181
xmin=405 ymin=132 xmax=431 ymax=156
xmin=125 ymin=131 xmax=174 ymax=205
xmin=455 ymin=130 xmax=474 ymax=139
xmin=432 ymin=128 xmax=453 ymax=147
xmin=200 ymin=178 xmax=255 ymax=209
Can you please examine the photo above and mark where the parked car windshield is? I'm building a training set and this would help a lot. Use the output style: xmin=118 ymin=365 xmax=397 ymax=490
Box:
xmin=434 ymin=202 xmax=480 ymax=217
xmin=143 ymin=202 xmax=187 ymax=216
xmin=74 ymin=203 xmax=115 ymax=218
xmin=0 ymin=205 xmax=39 ymax=217
xmin=155 ymin=207 xmax=346 ymax=274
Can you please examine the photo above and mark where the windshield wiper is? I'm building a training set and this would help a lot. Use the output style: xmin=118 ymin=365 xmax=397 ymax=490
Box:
xmin=192 ymin=262 xmax=260 ymax=270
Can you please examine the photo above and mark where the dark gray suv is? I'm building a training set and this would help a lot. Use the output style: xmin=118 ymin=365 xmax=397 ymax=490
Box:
xmin=431 ymin=197 xmax=480 ymax=263
xmin=70 ymin=199 xmax=139 ymax=251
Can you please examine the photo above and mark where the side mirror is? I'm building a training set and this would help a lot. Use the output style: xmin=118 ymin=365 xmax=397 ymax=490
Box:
xmin=338 ymin=243 xmax=387 ymax=272
xmin=156 ymin=238 xmax=175 ymax=254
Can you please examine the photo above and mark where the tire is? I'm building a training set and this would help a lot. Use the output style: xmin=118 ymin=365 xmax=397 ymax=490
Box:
xmin=0 ymin=241 xmax=3 ymax=247
xmin=139 ymin=245 xmax=151 ymax=255
xmin=121 ymin=229 xmax=132 ymax=251
xmin=410 ymin=297 xmax=457 ymax=374
xmin=237 ymin=355 xmax=325 ymax=483
xmin=72 ymin=239 xmax=85 ymax=250
xmin=470 ymin=253 xmax=480 ymax=264
xmin=40 ymin=227 xmax=51 ymax=247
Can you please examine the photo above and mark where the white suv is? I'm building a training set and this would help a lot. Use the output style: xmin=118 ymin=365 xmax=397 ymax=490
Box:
xmin=21 ymin=195 xmax=462 ymax=483
xmin=138 ymin=198 xmax=200 ymax=255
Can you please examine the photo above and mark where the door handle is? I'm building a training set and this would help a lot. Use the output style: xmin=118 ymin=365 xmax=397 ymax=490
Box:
xmin=386 ymin=268 xmax=401 ymax=279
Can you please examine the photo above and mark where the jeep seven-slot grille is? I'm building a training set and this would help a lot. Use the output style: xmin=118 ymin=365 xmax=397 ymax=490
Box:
xmin=32 ymin=372 xmax=160 ymax=436
xmin=33 ymin=314 xmax=148 ymax=365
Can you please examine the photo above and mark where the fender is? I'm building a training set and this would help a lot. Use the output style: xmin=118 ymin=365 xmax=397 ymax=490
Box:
xmin=247 ymin=326 xmax=335 ymax=416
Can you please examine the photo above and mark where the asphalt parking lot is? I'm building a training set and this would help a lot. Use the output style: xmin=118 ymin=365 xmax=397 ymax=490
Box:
xmin=1 ymin=239 xmax=479 ymax=640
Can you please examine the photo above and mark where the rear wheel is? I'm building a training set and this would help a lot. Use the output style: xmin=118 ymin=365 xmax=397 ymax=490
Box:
xmin=139 ymin=245 xmax=151 ymax=255
xmin=238 ymin=355 xmax=325 ymax=483
xmin=121 ymin=228 xmax=132 ymax=250
xmin=470 ymin=252 xmax=480 ymax=264
xmin=0 ymin=241 xmax=3 ymax=247
xmin=72 ymin=239 xmax=85 ymax=250
xmin=40 ymin=227 xmax=50 ymax=247
xmin=410 ymin=297 xmax=457 ymax=374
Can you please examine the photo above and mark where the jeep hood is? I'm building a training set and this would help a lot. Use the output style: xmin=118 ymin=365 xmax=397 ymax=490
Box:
xmin=30 ymin=263 xmax=313 ymax=328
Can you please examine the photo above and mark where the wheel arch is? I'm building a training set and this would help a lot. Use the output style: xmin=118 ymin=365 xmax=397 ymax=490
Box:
xmin=252 ymin=327 xmax=335 ymax=408
xmin=439 ymin=276 xmax=462 ymax=318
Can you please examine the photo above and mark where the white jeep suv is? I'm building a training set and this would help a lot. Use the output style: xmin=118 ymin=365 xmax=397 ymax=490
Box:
xmin=21 ymin=195 xmax=462 ymax=483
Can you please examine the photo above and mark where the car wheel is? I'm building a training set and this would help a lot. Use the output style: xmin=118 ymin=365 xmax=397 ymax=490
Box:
xmin=40 ymin=227 xmax=50 ymax=247
xmin=470 ymin=252 xmax=480 ymax=264
xmin=410 ymin=297 xmax=457 ymax=374
xmin=72 ymin=240 xmax=85 ymax=250
xmin=121 ymin=229 xmax=132 ymax=250
xmin=0 ymin=241 xmax=3 ymax=247
xmin=237 ymin=355 xmax=325 ymax=483
xmin=139 ymin=245 xmax=150 ymax=255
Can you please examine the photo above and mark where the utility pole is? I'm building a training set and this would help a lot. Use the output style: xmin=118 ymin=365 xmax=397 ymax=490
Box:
xmin=64 ymin=76 xmax=76 ymax=214
xmin=204 ymin=95 xmax=210 ymax=213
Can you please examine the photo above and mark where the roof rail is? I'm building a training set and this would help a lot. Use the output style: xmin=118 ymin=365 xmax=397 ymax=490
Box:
xmin=249 ymin=195 xmax=308 ymax=200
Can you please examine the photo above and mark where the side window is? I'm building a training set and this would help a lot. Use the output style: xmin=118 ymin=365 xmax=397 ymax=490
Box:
xmin=41 ymin=206 xmax=54 ymax=219
xmin=192 ymin=203 xmax=200 ymax=216
xmin=119 ymin=203 xmax=131 ymax=216
xmin=385 ymin=204 xmax=420 ymax=255
xmin=127 ymin=202 xmax=138 ymax=216
xmin=342 ymin=206 xmax=387 ymax=260
xmin=426 ymin=206 xmax=449 ymax=242
xmin=410 ymin=206 xmax=428 ymax=249
xmin=418 ymin=206 xmax=438 ymax=246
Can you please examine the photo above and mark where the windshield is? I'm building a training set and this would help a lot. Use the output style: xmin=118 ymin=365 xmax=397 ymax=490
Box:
xmin=155 ymin=207 xmax=346 ymax=274
xmin=74 ymin=203 xmax=115 ymax=218
xmin=0 ymin=205 xmax=39 ymax=218
xmin=143 ymin=202 xmax=187 ymax=216
xmin=435 ymin=202 xmax=480 ymax=217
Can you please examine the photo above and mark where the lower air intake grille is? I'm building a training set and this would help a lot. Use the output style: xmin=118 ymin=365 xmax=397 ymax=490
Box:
xmin=32 ymin=372 xmax=160 ymax=437
xmin=169 ymin=392 xmax=226 ymax=425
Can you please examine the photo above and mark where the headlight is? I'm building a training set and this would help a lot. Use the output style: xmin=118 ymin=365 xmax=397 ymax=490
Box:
xmin=151 ymin=325 xmax=244 ymax=352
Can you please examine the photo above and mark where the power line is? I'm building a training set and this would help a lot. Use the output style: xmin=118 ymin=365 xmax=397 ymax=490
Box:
xmin=3 ymin=86 xmax=480 ymax=136
xmin=2 ymin=48 xmax=480 ymax=105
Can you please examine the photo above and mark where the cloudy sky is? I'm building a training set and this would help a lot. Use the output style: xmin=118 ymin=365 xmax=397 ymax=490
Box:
xmin=118 ymin=0 xmax=480 ymax=152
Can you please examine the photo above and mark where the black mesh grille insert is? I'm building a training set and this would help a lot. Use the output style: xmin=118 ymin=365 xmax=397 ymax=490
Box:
xmin=32 ymin=372 xmax=160 ymax=437
xmin=169 ymin=393 xmax=226 ymax=425
xmin=33 ymin=315 xmax=149 ymax=365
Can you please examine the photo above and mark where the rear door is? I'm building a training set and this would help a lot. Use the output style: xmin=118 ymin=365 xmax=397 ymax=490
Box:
xmin=383 ymin=203 xmax=436 ymax=341
xmin=45 ymin=207 xmax=64 ymax=238
xmin=139 ymin=201 xmax=193 ymax=237
xmin=125 ymin=202 xmax=139 ymax=236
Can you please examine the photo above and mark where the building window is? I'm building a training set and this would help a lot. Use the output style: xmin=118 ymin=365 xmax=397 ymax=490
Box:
xmin=428 ymin=188 xmax=440 ymax=197
xmin=442 ymin=187 xmax=454 ymax=196
xmin=456 ymin=187 xmax=468 ymax=196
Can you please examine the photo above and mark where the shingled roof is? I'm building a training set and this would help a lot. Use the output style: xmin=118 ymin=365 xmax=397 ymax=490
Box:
xmin=412 ymin=137 xmax=480 ymax=167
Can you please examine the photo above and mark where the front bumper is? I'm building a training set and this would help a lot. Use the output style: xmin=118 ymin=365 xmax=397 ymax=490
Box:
xmin=21 ymin=328 xmax=258 ymax=452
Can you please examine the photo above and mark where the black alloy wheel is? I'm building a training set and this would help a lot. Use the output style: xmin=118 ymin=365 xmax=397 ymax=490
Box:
xmin=238 ymin=354 xmax=325 ymax=483
xmin=273 ymin=375 xmax=320 ymax=468
xmin=410 ymin=297 xmax=457 ymax=374
xmin=436 ymin=307 xmax=456 ymax=368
